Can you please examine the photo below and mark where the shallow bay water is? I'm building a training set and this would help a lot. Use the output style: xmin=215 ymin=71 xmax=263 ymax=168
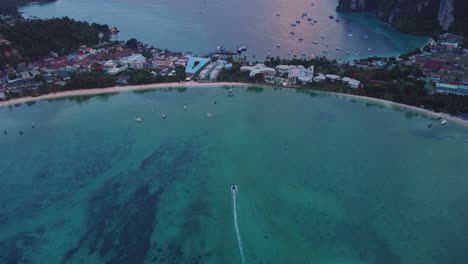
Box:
xmin=19 ymin=0 xmax=429 ymax=60
xmin=0 ymin=87 xmax=467 ymax=264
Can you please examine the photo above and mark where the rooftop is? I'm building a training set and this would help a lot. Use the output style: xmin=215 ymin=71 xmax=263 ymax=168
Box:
xmin=186 ymin=56 xmax=210 ymax=74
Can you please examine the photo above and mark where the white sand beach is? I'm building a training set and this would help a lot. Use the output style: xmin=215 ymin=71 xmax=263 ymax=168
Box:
xmin=1 ymin=81 xmax=467 ymax=127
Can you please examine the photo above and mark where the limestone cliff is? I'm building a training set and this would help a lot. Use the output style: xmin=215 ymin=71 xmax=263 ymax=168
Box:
xmin=336 ymin=0 xmax=465 ymax=36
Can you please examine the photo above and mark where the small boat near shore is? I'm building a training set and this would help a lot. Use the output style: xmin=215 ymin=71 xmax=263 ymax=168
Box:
xmin=441 ymin=119 xmax=447 ymax=126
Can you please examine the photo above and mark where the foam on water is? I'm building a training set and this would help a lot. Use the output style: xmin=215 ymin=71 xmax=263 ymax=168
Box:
xmin=232 ymin=186 xmax=245 ymax=264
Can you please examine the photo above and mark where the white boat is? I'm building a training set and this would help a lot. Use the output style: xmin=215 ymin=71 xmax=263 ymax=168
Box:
xmin=135 ymin=118 xmax=142 ymax=123
xmin=276 ymin=43 xmax=281 ymax=48
xmin=206 ymin=113 xmax=214 ymax=118
xmin=348 ymin=33 xmax=353 ymax=37
xmin=231 ymin=184 xmax=238 ymax=192
xmin=312 ymin=41 xmax=318 ymax=44
xmin=162 ymin=114 xmax=167 ymax=119
xmin=441 ymin=119 xmax=447 ymax=126
xmin=183 ymin=106 xmax=188 ymax=111
xmin=368 ymin=48 xmax=372 ymax=52
xmin=336 ymin=47 xmax=341 ymax=50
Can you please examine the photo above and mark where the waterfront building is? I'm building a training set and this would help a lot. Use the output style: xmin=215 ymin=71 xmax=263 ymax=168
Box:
xmin=435 ymin=82 xmax=468 ymax=96
xmin=313 ymin=73 xmax=326 ymax=82
xmin=341 ymin=77 xmax=361 ymax=89
xmin=325 ymin=74 xmax=341 ymax=81
xmin=185 ymin=56 xmax=211 ymax=80
xmin=0 ymin=85 xmax=5 ymax=100
xmin=240 ymin=64 xmax=275 ymax=77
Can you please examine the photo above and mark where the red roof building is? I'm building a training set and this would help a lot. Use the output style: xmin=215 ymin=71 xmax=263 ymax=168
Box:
xmin=423 ymin=58 xmax=447 ymax=70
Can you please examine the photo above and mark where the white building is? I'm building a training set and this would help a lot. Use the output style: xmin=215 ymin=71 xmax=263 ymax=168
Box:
xmin=286 ymin=65 xmax=315 ymax=83
xmin=240 ymin=64 xmax=275 ymax=77
xmin=341 ymin=77 xmax=361 ymax=88
xmin=120 ymin=53 xmax=147 ymax=69
xmin=313 ymin=73 xmax=326 ymax=82
xmin=325 ymin=74 xmax=341 ymax=81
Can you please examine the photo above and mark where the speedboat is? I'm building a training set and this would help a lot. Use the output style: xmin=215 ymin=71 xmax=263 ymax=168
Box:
xmin=336 ymin=47 xmax=341 ymax=50
xmin=135 ymin=118 xmax=142 ymax=123
xmin=206 ymin=113 xmax=214 ymax=118
xmin=441 ymin=119 xmax=447 ymax=126
xmin=312 ymin=41 xmax=318 ymax=44
xmin=276 ymin=43 xmax=281 ymax=48
xmin=162 ymin=115 xmax=167 ymax=119
xmin=231 ymin=184 xmax=238 ymax=192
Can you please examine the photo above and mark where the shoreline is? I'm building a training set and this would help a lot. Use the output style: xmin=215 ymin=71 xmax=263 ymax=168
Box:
xmin=1 ymin=81 xmax=467 ymax=127
xmin=0 ymin=82 xmax=248 ymax=107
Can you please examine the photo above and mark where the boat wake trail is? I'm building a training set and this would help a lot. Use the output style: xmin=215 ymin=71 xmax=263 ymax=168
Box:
xmin=232 ymin=185 xmax=245 ymax=264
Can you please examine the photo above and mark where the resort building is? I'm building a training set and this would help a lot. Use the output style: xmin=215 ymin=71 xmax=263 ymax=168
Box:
xmin=240 ymin=64 xmax=275 ymax=77
xmin=0 ymin=85 xmax=5 ymax=100
xmin=199 ymin=60 xmax=233 ymax=81
xmin=325 ymin=74 xmax=341 ymax=81
xmin=435 ymin=82 xmax=468 ymax=96
xmin=185 ymin=56 xmax=211 ymax=80
xmin=341 ymin=77 xmax=361 ymax=89
xmin=287 ymin=65 xmax=315 ymax=83
xmin=313 ymin=73 xmax=326 ymax=82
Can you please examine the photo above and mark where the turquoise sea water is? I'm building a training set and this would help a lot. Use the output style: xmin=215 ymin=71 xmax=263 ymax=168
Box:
xmin=19 ymin=0 xmax=429 ymax=60
xmin=1 ymin=86 xmax=468 ymax=264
